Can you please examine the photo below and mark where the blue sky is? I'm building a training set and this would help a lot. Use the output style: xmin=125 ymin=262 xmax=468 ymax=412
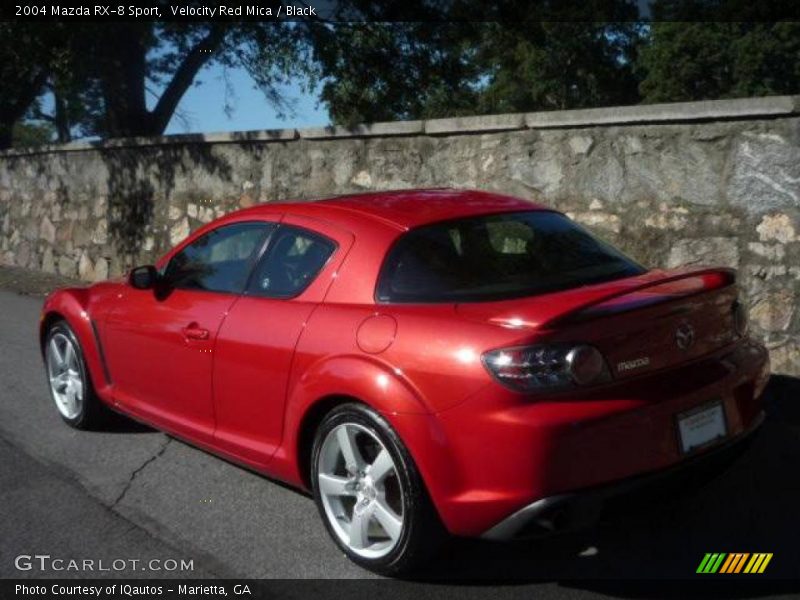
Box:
xmin=163 ymin=63 xmax=330 ymax=134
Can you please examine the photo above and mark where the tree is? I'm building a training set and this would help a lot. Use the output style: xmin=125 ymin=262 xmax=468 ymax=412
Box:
xmin=473 ymin=20 xmax=644 ymax=113
xmin=638 ymin=1 xmax=800 ymax=102
xmin=730 ymin=23 xmax=800 ymax=97
xmin=0 ymin=23 xmax=105 ymax=147
xmin=71 ymin=19 xmax=313 ymax=138
xmin=312 ymin=0 xmax=644 ymax=124
xmin=3 ymin=13 xmax=315 ymax=143
xmin=0 ymin=24 xmax=61 ymax=148
xmin=33 ymin=35 xmax=104 ymax=144
xmin=310 ymin=20 xmax=480 ymax=125
xmin=305 ymin=0 xmax=481 ymax=125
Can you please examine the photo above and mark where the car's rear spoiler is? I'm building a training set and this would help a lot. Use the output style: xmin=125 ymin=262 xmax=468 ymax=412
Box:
xmin=552 ymin=267 xmax=737 ymax=325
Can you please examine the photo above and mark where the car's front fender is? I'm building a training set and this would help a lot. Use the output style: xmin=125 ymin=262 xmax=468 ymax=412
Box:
xmin=40 ymin=286 xmax=114 ymax=395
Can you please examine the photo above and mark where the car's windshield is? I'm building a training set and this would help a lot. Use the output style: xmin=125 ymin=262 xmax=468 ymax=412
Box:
xmin=376 ymin=211 xmax=646 ymax=303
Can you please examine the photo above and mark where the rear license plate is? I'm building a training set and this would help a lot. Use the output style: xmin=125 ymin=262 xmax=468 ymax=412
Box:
xmin=677 ymin=402 xmax=727 ymax=454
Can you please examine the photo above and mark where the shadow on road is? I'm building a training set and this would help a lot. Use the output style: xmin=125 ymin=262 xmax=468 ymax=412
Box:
xmin=98 ymin=409 xmax=156 ymax=434
xmin=412 ymin=375 xmax=800 ymax=587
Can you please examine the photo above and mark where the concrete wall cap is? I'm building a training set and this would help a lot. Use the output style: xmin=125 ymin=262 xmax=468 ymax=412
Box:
xmin=1 ymin=95 xmax=797 ymax=157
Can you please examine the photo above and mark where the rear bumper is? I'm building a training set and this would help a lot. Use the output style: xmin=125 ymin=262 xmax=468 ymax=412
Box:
xmin=390 ymin=338 xmax=770 ymax=537
xmin=481 ymin=410 xmax=764 ymax=540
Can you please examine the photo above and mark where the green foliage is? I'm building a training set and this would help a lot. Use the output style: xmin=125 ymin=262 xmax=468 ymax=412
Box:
xmin=310 ymin=0 xmax=647 ymax=123
xmin=638 ymin=0 xmax=800 ymax=102
xmin=638 ymin=22 xmax=800 ymax=102
xmin=474 ymin=21 xmax=644 ymax=113
xmin=730 ymin=23 xmax=800 ymax=97
xmin=314 ymin=0 xmax=797 ymax=124
xmin=11 ymin=121 xmax=56 ymax=148
xmin=309 ymin=21 xmax=480 ymax=125
xmin=312 ymin=1 xmax=645 ymax=124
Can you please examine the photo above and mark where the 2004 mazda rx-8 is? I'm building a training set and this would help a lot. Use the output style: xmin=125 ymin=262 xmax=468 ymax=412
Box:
xmin=40 ymin=189 xmax=769 ymax=574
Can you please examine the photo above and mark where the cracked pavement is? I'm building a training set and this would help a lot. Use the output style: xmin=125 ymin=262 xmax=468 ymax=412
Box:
xmin=111 ymin=437 xmax=173 ymax=508
xmin=1 ymin=285 xmax=799 ymax=589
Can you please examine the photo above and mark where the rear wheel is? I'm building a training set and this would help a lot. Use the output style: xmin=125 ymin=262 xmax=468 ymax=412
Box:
xmin=311 ymin=403 xmax=445 ymax=575
xmin=44 ymin=321 xmax=107 ymax=429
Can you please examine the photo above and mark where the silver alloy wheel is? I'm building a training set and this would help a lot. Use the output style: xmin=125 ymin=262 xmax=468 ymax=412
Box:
xmin=318 ymin=422 xmax=405 ymax=559
xmin=46 ymin=332 xmax=84 ymax=420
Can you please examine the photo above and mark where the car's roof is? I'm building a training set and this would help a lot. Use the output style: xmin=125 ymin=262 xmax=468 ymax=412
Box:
xmin=241 ymin=188 xmax=550 ymax=230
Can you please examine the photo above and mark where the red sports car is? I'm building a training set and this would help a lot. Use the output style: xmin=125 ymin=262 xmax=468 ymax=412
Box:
xmin=40 ymin=189 xmax=769 ymax=574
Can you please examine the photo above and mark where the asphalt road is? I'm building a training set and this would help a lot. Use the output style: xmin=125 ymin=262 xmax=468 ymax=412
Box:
xmin=1 ymin=288 xmax=799 ymax=594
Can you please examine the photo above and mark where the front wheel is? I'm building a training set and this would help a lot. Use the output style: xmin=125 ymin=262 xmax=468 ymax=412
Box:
xmin=311 ymin=403 xmax=445 ymax=575
xmin=44 ymin=320 xmax=107 ymax=429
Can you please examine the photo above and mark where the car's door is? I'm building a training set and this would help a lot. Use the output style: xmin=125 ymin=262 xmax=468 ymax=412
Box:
xmin=103 ymin=220 xmax=275 ymax=442
xmin=212 ymin=215 xmax=354 ymax=466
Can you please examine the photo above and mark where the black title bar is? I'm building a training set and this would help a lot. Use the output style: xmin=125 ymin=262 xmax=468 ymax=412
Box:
xmin=4 ymin=0 xmax=800 ymax=23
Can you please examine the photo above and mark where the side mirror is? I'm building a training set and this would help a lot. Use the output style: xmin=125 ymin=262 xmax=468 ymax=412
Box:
xmin=129 ymin=265 xmax=159 ymax=290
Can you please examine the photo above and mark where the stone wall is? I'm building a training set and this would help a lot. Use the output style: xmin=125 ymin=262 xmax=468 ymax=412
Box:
xmin=1 ymin=96 xmax=798 ymax=375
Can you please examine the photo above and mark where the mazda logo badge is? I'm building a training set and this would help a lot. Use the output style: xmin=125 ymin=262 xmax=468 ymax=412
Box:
xmin=676 ymin=323 xmax=695 ymax=350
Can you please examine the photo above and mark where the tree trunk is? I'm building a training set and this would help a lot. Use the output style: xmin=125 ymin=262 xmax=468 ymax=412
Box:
xmin=96 ymin=25 xmax=153 ymax=138
xmin=150 ymin=26 xmax=226 ymax=134
xmin=54 ymin=90 xmax=71 ymax=143
xmin=95 ymin=24 xmax=225 ymax=139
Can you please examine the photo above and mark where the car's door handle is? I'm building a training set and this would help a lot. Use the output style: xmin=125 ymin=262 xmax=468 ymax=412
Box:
xmin=183 ymin=324 xmax=210 ymax=340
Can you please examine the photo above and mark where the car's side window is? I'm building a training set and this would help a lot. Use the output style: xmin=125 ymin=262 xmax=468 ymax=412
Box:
xmin=247 ymin=225 xmax=336 ymax=298
xmin=164 ymin=222 xmax=274 ymax=294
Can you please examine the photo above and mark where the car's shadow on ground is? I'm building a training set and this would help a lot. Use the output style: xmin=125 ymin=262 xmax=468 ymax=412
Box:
xmin=98 ymin=409 xmax=156 ymax=434
xmin=412 ymin=375 xmax=800 ymax=589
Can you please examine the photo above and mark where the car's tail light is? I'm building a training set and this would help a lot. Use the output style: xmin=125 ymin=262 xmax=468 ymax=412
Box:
xmin=482 ymin=344 xmax=611 ymax=393
xmin=733 ymin=299 xmax=749 ymax=337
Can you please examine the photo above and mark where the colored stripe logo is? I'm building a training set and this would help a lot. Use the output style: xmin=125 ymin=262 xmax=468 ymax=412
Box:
xmin=697 ymin=553 xmax=773 ymax=574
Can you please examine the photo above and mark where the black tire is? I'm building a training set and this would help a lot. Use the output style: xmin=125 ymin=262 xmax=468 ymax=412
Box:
xmin=310 ymin=402 xmax=446 ymax=576
xmin=44 ymin=320 xmax=108 ymax=430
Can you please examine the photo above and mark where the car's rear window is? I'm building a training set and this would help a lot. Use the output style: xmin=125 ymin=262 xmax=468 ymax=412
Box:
xmin=376 ymin=211 xmax=646 ymax=303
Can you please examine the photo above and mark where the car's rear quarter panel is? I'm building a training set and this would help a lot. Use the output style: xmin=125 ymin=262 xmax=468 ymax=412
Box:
xmin=272 ymin=303 xmax=505 ymax=486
